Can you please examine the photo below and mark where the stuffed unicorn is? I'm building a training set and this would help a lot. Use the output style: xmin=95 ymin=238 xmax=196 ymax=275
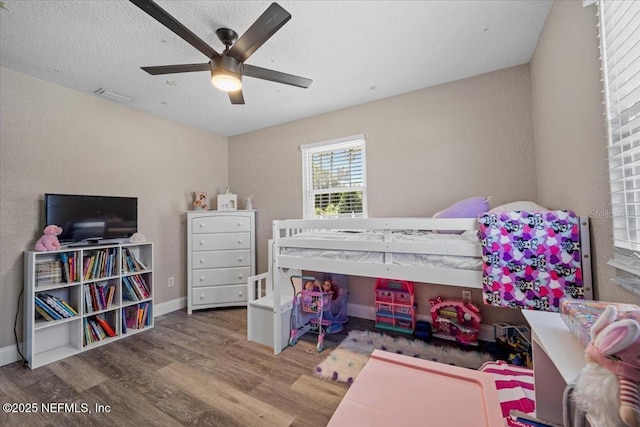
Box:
xmin=574 ymin=305 xmax=640 ymax=427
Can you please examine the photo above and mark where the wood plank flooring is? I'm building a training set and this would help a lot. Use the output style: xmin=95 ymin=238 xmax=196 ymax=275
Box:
xmin=0 ymin=308 xmax=373 ymax=427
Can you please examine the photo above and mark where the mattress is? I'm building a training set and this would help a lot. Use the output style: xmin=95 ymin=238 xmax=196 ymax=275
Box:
xmin=279 ymin=229 xmax=482 ymax=270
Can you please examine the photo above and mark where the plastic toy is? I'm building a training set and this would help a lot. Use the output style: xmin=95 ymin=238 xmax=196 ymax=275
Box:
xmin=574 ymin=305 xmax=640 ymax=427
xmin=289 ymin=273 xmax=349 ymax=351
xmin=375 ymin=279 xmax=415 ymax=334
xmin=35 ymin=225 xmax=63 ymax=251
xmin=429 ymin=296 xmax=481 ymax=346
xmin=493 ymin=323 xmax=532 ymax=367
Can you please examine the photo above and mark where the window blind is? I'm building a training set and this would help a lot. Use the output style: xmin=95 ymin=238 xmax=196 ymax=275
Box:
xmin=301 ymin=136 xmax=368 ymax=219
xmin=601 ymin=0 xmax=640 ymax=292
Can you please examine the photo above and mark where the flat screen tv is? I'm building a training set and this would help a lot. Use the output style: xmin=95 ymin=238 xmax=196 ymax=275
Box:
xmin=44 ymin=194 xmax=137 ymax=244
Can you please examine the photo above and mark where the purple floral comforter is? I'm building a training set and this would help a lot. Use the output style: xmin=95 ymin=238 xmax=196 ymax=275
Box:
xmin=478 ymin=210 xmax=584 ymax=312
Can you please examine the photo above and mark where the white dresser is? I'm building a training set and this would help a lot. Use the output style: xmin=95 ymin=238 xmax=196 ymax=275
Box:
xmin=187 ymin=210 xmax=255 ymax=314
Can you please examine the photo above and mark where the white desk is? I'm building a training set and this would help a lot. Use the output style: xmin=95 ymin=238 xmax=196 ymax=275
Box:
xmin=523 ymin=310 xmax=586 ymax=426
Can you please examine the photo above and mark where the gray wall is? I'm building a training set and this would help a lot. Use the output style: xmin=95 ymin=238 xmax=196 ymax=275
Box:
xmin=531 ymin=0 xmax=639 ymax=305
xmin=0 ymin=67 xmax=229 ymax=351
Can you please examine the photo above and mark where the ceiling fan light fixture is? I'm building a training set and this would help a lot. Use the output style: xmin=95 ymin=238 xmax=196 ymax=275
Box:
xmin=211 ymin=69 xmax=242 ymax=92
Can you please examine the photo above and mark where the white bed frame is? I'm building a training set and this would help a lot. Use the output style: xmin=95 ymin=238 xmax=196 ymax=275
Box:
xmin=247 ymin=216 xmax=592 ymax=354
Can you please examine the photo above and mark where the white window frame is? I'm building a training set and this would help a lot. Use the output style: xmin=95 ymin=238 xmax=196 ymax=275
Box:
xmin=599 ymin=0 xmax=640 ymax=294
xmin=300 ymin=134 xmax=368 ymax=219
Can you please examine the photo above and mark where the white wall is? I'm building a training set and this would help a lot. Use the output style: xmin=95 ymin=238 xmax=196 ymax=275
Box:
xmin=0 ymin=67 xmax=229 ymax=350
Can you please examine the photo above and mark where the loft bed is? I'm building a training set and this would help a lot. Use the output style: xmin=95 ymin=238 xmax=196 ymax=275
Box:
xmin=247 ymin=214 xmax=592 ymax=354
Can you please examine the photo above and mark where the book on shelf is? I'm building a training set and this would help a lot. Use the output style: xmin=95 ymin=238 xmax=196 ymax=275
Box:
xmin=34 ymin=304 xmax=56 ymax=321
xmin=123 ymin=302 xmax=151 ymax=330
xmin=123 ymin=248 xmax=147 ymax=272
xmin=121 ymin=277 xmax=139 ymax=301
xmin=84 ymin=281 xmax=116 ymax=313
xmin=35 ymin=293 xmax=77 ymax=319
xmin=34 ymin=297 xmax=63 ymax=320
xmin=95 ymin=315 xmax=116 ymax=337
xmin=83 ymin=314 xmax=117 ymax=345
xmin=35 ymin=260 xmax=63 ymax=286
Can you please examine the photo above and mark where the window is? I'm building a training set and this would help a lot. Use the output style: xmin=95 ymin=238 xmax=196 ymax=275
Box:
xmin=301 ymin=135 xmax=368 ymax=219
xmin=600 ymin=0 xmax=640 ymax=293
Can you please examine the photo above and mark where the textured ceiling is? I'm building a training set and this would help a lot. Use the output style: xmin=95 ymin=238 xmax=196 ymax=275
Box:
xmin=0 ymin=0 xmax=552 ymax=137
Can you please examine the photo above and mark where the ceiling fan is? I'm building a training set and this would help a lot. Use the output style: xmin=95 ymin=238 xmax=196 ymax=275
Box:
xmin=130 ymin=0 xmax=312 ymax=104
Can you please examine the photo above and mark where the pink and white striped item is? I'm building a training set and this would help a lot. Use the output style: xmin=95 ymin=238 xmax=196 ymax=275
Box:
xmin=479 ymin=360 xmax=536 ymax=420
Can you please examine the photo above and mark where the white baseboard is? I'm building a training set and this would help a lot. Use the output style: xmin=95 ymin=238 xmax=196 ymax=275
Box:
xmin=1 ymin=297 xmax=188 ymax=368
xmin=0 ymin=343 xmax=23 ymax=367
xmin=153 ymin=297 xmax=186 ymax=317
xmin=347 ymin=302 xmax=495 ymax=342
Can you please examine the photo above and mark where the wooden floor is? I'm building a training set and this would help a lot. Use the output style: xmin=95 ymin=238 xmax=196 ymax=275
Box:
xmin=0 ymin=308 xmax=374 ymax=427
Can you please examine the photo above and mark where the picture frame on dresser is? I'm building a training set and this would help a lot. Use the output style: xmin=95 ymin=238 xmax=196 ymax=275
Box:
xmin=187 ymin=210 xmax=255 ymax=314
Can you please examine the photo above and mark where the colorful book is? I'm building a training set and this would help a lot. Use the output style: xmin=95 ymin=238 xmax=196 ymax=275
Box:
xmin=38 ymin=293 xmax=71 ymax=318
xmin=34 ymin=297 xmax=62 ymax=320
xmin=35 ymin=304 xmax=55 ymax=321
xmin=95 ymin=315 xmax=116 ymax=337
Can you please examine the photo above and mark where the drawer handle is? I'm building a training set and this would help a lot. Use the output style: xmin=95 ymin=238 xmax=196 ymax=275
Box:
xmin=199 ymin=223 xmax=205 ymax=228
xmin=237 ymin=222 xmax=242 ymax=227
xmin=238 ymin=274 xmax=243 ymax=280
xmin=200 ymin=293 xmax=205 ymax=300
xmin=199 ymin=240 xmax=205 ymax=245
xmin=238 ymin=257 xmax=243 ymax=262
xmin=199 ymin=276 xmax=204 ymax=282
xmin=237 ymin=239 xmax=243 ymax=244
xmin=238 ymin=291 xmax=244 ymax=297
xmin=199 ymin=259 xmax=205 ymax=264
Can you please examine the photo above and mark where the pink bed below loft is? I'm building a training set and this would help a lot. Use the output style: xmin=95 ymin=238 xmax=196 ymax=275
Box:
xmin=328 ymin=351 xmax=536 ymax=427
xmin=327 ymin=350 xmax=505 ymax=427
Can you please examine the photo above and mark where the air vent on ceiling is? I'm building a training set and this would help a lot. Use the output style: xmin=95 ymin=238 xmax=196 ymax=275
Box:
xmin=94 ymin=88 xmax=133 ymax=104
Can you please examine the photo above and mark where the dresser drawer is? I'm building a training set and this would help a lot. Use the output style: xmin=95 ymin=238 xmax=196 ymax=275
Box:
xmin=192 ymin=250 xmax=250 ymax=269
xmin=192 ymin=215 xmax=251 ymax=234
xmin=192 ymin=284 xmax=246 ymax=305
xmin=192 ymin=232 xmax=250 ymax=251
xmin=191 ymin=267 xmax=251 ymax=288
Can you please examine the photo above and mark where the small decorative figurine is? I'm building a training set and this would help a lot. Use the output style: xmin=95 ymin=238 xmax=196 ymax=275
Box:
xmin=193 ymin=192 xmax=208 ymax=210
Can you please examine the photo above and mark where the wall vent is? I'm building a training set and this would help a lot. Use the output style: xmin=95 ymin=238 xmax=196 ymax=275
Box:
xmin=94 ymin=88 xmax=133 ymax=104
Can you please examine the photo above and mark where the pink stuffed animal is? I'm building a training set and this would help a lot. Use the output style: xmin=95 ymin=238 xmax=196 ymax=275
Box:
xmin=35 ymin=225 xmax=63 ymax=251
xmin=574 ymin=305 xmax=640 ymax=427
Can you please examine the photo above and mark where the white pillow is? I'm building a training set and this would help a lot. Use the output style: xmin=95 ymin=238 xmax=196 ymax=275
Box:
xmin=489 ymin=201 xmax=549 ymax=213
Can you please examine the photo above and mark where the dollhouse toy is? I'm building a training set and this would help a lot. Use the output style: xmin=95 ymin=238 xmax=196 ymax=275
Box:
xmin=429 ymin=296 xmax=481 ymax=346
xmin=375 ymin=279 xmax=415 ymax=334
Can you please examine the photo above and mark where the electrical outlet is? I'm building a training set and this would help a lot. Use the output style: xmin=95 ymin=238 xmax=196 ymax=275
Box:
xmin=168 ymin=277 xmax=175 ymax=288
xmin=462 ymin=290 xmax=471 ymax=303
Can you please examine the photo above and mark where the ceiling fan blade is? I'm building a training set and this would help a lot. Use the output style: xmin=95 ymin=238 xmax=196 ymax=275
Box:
xmin=229 ymin=90 xmax=245 ymax=105
xmin=129 ymin=0 xmax=220 ymax=59
xmin=227 ymin=3 xmax=291 ymax=63
xmin=243 ymin=64 xmax=312 ymax=88
xmin=141 ymin=63 xmax=211 ymax=75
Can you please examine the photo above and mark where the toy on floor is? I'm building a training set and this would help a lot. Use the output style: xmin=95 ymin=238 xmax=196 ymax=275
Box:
xmin=289 ymin=273 xmax=349 ymax=352
xmin=573 ymin=305 xmax=640 ymax=427
xmin=493 ymin=323 xmax=532 ymax=368
xmin=35 ymin=224 xmax=63 ymax=251
xmin=429 ymin=296 xmax=481 ymax=346
xmin=322 ymin=274 xmax=349 ymax=332
xmin=374 ymin=279 xmax=415 ymax=334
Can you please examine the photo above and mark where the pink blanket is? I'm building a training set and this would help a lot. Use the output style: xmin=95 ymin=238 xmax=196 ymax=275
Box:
xmin=480 ymin=360 xmax=535 ymax=421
